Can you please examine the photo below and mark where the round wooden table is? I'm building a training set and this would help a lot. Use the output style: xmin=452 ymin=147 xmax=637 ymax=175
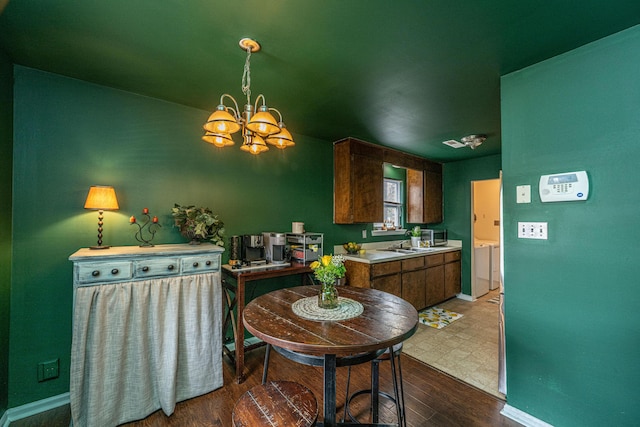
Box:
xmin=243 ymin=285 xmax=418 ymax=427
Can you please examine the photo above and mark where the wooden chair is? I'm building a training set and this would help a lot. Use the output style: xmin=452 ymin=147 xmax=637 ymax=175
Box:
xmin=232 ymin=380 xmax=318 ymax=427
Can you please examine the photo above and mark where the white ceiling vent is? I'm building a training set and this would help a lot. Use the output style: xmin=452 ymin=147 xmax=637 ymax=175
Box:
xmin=443 ymin=134 xmax=487 ymax=150
xmin=442 ymin=139 xmax=466 ymax=148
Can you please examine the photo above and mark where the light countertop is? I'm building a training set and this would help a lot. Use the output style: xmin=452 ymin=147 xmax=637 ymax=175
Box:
xmin=339 ymin=242 xmax=461 ymax=264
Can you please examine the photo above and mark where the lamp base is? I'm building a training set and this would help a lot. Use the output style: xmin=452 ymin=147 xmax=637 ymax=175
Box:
xmin=89 ymin=245 xmax=111 ymax=250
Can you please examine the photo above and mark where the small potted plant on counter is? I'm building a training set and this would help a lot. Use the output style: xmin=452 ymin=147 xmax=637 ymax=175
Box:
xmin=408 ymin=225 xmax=422 ymax=247
xmin=171 ymin=204 xmax=225 ymax=246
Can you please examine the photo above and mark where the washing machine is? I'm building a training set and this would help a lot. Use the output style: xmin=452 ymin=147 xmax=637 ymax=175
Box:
xmin=490 ymin=243 xmax=500 ymax=290
xmin=474 ymin=243 xmax=491 ymax=298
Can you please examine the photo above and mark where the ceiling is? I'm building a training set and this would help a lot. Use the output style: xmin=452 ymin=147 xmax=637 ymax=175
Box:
xmin=1 ymin=1 xmax=639 ymax=162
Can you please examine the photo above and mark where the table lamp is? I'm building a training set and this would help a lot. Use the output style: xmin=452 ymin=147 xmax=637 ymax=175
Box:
xmin=84 ymin=185 xmax=119 ymax=249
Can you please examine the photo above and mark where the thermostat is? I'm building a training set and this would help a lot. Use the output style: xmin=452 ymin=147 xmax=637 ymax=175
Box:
xmin=539 ymin=170 xmax=589 ymax=202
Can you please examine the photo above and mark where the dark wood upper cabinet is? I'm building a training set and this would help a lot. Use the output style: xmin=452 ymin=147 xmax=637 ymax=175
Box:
xmin=424 ymin=161 xmax=443 ymax=224
xmin=407 ymin=161 xmax=443 ymax=224
xmin=406 ymin=168 xmax=424 ymax=224
xmin=334 ymin=137 xmax=443 ymax=224
xmin=334 ymin=138 xmax=384 ymax=224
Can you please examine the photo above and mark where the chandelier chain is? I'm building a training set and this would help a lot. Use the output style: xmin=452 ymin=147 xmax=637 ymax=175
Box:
xmin=241 ymin=47 xmax=251 ymax=105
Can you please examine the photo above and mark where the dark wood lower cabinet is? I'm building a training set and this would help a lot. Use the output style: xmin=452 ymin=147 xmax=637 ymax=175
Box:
xmin=345 ymin=250 xmax=461 ymax=310
xmin=346 ymin=259 xmax=402 ymax=298
xmin=444 ymin=256 xmax=462 ymax=299
xmin=402 ymin=269 xmax=426 ymax=309
xmin=425 ymin=264 xmax=445 ymax=307
xmin=372 ymin=273 xmax=401 ymax=296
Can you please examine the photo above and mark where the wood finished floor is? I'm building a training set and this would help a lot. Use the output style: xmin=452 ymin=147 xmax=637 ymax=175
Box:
xmin=12 ymin=346 xmax=522 ymax=427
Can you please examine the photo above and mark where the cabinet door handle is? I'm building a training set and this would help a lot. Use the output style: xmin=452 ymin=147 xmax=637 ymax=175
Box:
xmin=193 ymin=262 xmax=199 ymax=267
xmin=167 ymin=264 xmax=175 ymax=270
xmin=111 ymin=268 xmax=119 ymax=275
xmin=142 ymin=266 xmax=149 ymax=272
xmin=92 ymin=270 xmax=100 ymax=277
xmin=206 ymin=260 xmax=211 ymax=266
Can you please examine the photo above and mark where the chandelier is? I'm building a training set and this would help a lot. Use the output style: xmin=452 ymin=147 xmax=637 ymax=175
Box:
xmin=202 ymin=38 xmax=295 ymax=155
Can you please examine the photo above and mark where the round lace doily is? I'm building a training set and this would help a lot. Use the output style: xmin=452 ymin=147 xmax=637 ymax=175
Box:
xmin=292 ymin=296 xmax=364 ymax=321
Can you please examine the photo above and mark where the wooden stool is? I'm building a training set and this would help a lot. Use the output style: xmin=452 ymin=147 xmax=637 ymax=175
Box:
xmin=232 ymin=381 xmax=318 ymax=427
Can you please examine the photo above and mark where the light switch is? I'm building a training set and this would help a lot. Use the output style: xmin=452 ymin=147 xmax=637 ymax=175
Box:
xmin=516 ymin=185 xmax=531 ymax=203
xmin=518 ymin=222 xmax=548 ymax=239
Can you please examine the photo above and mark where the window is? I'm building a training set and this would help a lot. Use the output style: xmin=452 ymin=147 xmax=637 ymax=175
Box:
xmin=374 ymin=178 xmax=404 ymax=232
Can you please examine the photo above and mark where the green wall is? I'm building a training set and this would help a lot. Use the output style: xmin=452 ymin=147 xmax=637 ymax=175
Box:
xmin=442 ymin=154 xmax=501 ymax=295
xmin=501 ymin=25 xmax=640 ymax=426
xmin=0 ymin=49 xmax=13 ymax=417
xmin=6 ymin=66 xmax=414 ymax=407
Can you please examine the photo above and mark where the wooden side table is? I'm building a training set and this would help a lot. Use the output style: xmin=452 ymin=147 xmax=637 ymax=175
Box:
xmin=221 ymin=262 xmax=313 ymax=383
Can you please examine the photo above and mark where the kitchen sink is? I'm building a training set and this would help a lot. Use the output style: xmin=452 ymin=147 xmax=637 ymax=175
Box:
xmin=406 ymin=247 xmax=440 ymax=252
xmin=376 ymin=248 xmax=415 ymax=254
xmin=376 ymin=247 xmax=440 ymax=254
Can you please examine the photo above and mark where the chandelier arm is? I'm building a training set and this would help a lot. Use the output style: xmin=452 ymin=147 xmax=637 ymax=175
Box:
xmin=219 ymin=94 xmax=242 ymax=120
xmin=253 ymin=94 xmax=268 ymax=111
xmin=268 ymin=107 xmax=283 ymax=123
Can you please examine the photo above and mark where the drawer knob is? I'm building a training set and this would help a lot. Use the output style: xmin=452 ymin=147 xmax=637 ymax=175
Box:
xmin=206 ymin=260 xmax=211 ymax=266
xmin=92 ymin=270 xmax=100 ymax=277
xmin=168 ymin=264 xmax=175 ymax=270
xmin=142 ymin=266 xmax=149 ymax=272
xmin=193 ymin=262 xmax=199 ymax=267
xmin=111 ymin=268 xmax=119 ymax=275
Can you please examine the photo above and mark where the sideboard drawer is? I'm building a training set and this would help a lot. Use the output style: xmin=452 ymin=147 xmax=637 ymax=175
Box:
xmin=181 ymin=255 xmax=220 ymax=274
xmin=77 ymin=261 xmax=133 ymax=284
xmin=134 ymin=258 xmax=180 ymax=278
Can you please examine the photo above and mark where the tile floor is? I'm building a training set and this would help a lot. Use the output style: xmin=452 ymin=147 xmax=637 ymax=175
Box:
xmin=403 ymin=288 xmax=505 ymax=399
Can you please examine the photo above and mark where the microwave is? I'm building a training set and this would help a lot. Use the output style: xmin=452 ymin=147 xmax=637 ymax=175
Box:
xmin=421 ymin=229 xmax=448 ymax=247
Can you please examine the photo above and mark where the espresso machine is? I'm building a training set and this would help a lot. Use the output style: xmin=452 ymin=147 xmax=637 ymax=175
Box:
xmin=242 ymin=234 xmax=266 ymax=266
xmin=263 ymin=232 xmax=288 ymax=265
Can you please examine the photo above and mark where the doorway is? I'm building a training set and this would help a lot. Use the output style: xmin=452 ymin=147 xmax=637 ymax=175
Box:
xmin=403 ymin=177 xmax=505 ymax=398
xmin=472 ymin=176 xmax=505 ymax=396
xmin=471 ymin=178 xmax=501 ymax=299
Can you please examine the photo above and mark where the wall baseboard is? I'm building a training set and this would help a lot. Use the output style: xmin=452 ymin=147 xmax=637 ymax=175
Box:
xmin=2 ymin=393 xmax=69 ymax=427
xmin=501 ymin=403 xmax=554 ymax=427
xmin=456 ymin=293 xmax=474 ymax=302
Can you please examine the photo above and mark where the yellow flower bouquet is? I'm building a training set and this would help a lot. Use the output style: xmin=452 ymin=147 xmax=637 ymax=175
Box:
xmin=310 ymin=254 xmax=346 ymax=309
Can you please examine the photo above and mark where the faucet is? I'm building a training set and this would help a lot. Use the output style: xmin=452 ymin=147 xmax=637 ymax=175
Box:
xmin=391 ymin=240 xmax=410 ymax=249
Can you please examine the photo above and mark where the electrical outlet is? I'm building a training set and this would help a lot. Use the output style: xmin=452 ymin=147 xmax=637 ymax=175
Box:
xmin=362 ymin=230 xmax=367 ymax=239
xmin=38 ymin=359 xmax=59 ymax=382
xmin=518 ymin=222 xmax=548 ymax=239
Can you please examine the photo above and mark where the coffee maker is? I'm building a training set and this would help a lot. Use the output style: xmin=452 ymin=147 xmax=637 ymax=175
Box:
xmin=242 ymin=234 xmax=266 ymax=266
xmin=263 ymin=232 xmax=288 ymax=264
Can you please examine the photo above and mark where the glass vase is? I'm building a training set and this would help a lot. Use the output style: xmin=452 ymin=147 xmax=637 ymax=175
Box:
xmin=318 ymin=280 xmax=339 ymax=309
